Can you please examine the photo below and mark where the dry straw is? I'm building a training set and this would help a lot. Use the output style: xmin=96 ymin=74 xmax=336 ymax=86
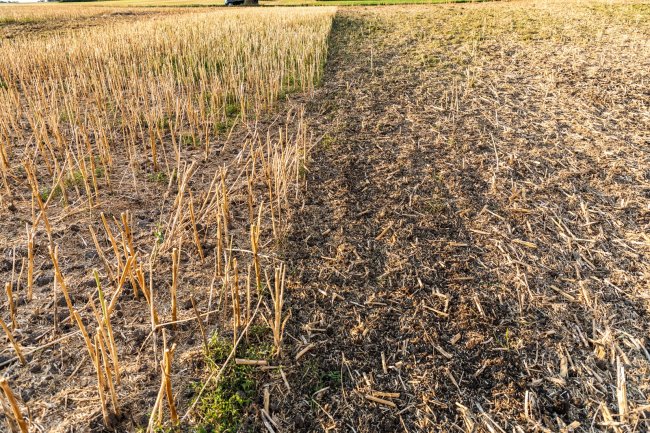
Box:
xmin=0 ymin=4 xmax=333 ymax=431
xmin=0 ymin=378 xmax=28 ymax=433
xmin=266 ymin=264 xmax=288 ymax=356
xmin=0 ymin=8 xmax=333 ymax=219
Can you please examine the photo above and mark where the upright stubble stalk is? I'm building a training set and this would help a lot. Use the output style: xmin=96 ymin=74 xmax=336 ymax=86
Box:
xmin=171 ymin=248 xmax=179 ymax=324
xmin=26 ymin=224 xmax=34 ymax=301
xmin=231 ymin=258 xmax=241 ymax=348
xmin=0 ymin=378 xmax=28 ymax=433
xmin=95 ymin=270 xmax=121 ymax=385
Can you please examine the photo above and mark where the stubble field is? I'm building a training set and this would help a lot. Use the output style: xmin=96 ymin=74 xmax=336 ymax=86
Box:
xmin=0 ymin=1 xmax=648 ymax=432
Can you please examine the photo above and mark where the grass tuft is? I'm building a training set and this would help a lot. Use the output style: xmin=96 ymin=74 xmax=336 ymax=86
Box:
xmin=191 ymin=334 xmax=272 ymax=433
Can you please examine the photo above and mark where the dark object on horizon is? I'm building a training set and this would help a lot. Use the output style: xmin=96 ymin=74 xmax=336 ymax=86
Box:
xmin=225 ymin=0 xmax=259 ymax=5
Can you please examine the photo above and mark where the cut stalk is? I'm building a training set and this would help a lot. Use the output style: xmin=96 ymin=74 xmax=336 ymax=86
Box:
xmin=100 ymin=212 xmax=124 ymax=274
xmin=216 ymin=212 xmax=223 ymax=276
xmin=26 ymin=224 xmax=34 ymax=301
xmin=190 ymin=295 xmax=209 ymax=355
xmin=188 ymin=191 xmax=204 ymax=261
xmin=5 ymin=282 xmax=16 ymax=330
xmin=93 ymin=334 xmax=110 ymax=427
xmin=250 ymin=222 xmax=262 ymax=290
xmin=72 ymin=309 xmax=96 ymax=365
xmin=95 ymin=271 xmax=121 ymax=385
xmin=231 ymin=258 xmax=241 ymax=348
xmin=0 ymin=378 xmax=28 ymax=433
xmin=163 ymin=344 xmax=178 ymax=424
xmin=0 ymin=315 xmax=26 ymax=365
xmin=49 ymin=245 xmax=74 ymax=317
xmin=89 ymin=225 xmax=116 ymax=284
xmin=171 ymin=248 xmax=179 ymax=324
xmin=267 ymin=264 xmax=287 ymax=356
xmin=96 ymin=326 xmax=119 ymax=416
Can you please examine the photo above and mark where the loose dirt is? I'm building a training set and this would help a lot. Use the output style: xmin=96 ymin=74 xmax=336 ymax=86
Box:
xmin=275 ymin=2 xmax=650 ymax=432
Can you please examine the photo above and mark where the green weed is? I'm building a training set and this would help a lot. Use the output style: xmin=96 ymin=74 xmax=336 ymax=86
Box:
xmin=192 ymin=334 xmax=272 ymax=433
xmin=148 ymin=171 xmax=168 ymax=183
xmin=153 ymin=223 xmax=165 ymax=244
xmin=224 ymin=103 xmax=239 ymax=119
xmin=320 ymin=133 xmax=335 ymax=150
xmin=40 ymin=185 xmax=62 ymax=202
xmin=181 ymin=133 xmax=197 ymax=148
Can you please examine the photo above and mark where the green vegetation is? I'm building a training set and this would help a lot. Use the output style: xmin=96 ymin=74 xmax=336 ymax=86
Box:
xmin=320 ymin=133 xmax=335 ymax=150
xmin=147 ymin=171 xmax=168 ymax=183
xmin=40 ymin=185 xmax=62 ymax=202
xmin=40 ymin=169 xmax=87 ymax=202
xmin=224 ymin=103 xmax=239 ymax=119
xmin=181 ymin=133 xmax=198 ymax=148
xmin=153 ymin=223 xmax=165 ymax=244
xmin=191 ymin=332 xmax=272 ymax=433
xmin=300 ymin=358 xmax=342 ymax=395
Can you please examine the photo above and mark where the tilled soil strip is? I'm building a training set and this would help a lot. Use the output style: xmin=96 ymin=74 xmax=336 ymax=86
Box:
xmin=276 ymin=4 xmax=650 ymax=433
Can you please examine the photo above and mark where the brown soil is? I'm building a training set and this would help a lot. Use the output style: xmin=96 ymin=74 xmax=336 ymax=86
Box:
xmin=273 ymin=2 xmax=650 ymax=432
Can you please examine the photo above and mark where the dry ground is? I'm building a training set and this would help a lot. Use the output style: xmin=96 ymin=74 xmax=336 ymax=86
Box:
xmin=0 ymin=1 xmax=649 ymax=433
xmin=0 ymin=6 xmax=332 ymax=433
xmin=274 ymin=1 xmax=650 ymax=432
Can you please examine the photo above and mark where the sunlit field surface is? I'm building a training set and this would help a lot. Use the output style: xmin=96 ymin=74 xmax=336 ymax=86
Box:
xmin=0 ymin=5 xmax=333 ymax=432
xmin=0 ymin=0 xmax=649 ymax=432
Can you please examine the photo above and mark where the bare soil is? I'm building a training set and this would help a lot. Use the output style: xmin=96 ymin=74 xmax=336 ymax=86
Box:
xmin=273 ymin=2 xmax=650 ymax=432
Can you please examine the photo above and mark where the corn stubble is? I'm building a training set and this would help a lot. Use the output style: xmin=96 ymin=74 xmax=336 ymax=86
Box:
xmin=0 ymin=5 xmax=333 ymax=432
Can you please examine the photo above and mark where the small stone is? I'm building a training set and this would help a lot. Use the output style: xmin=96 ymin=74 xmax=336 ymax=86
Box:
xmin=137 ymin=219 xmax=149 ymax=229
xmin=135 ymin=413 xmax=149 ymax=428
xmin=15 ymin=295 xmax=27 ymax=307
xmin=35 ymin=274 xmax=54 ymax=286
xmin=21 ymin=388 xmax=33 ymax=403
xmin=0 ymin=259 xmax=11 ymax=272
